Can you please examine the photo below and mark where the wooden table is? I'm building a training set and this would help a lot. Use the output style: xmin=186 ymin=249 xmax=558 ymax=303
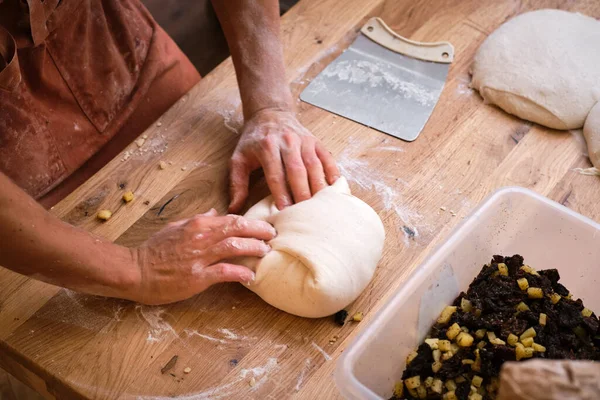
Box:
xmin=2 ymin=0 xmax=600 ymax=399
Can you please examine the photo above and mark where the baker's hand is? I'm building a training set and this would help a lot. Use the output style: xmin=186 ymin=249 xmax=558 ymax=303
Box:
xmin=131 ymin=209 xmax=276 ymax=305
xmin=228 ymin=109 xmax=340 ymax=213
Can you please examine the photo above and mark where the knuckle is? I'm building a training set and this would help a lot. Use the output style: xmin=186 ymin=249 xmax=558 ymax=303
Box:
xmin=265 ymin=172 xmax=284 ymax=185
xmin=259 ymin=135 xmax=277 ymax=151
xmin=282 ymin=132 xmax=299 ymax=146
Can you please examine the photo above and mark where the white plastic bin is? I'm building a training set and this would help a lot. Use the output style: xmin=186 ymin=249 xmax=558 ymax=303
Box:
xmin=336 ymin=186 xmax=600 ymax=399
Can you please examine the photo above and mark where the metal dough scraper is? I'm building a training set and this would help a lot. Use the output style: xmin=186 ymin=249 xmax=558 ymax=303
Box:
xmin=300 ymin=17 xmax=454 ymax=142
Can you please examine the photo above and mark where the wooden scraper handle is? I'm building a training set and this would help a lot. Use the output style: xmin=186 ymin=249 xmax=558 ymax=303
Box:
xmin=361 ymin=17 xmax=454 ymax=63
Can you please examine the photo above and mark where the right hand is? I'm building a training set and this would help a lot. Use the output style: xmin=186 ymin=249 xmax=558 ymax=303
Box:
xmin=129 ymin=209 xmax=276 ymax=305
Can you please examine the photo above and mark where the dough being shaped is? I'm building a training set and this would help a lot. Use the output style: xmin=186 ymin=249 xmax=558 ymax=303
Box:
xmin=584 ymin=102 xmax=600 ymax=169
xmin=241 ymin=177 xmax=385 ymax=318
xmin=471 ymin=9 xmax=600 ymax=130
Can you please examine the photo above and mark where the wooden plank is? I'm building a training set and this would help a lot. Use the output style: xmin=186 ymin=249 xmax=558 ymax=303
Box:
xmin=1 ymin=0 xmax=599 ymax=399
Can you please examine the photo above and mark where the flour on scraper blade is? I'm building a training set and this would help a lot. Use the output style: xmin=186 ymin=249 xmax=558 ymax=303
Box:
xmin=239 ymin=177 xmax=385 ymax=318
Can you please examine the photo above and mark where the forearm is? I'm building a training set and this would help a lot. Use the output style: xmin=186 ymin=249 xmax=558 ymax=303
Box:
xmin=211 ymin=0 xmax=293 ymax=118
xmin=0 ymin=173 xmax=137 ymax=298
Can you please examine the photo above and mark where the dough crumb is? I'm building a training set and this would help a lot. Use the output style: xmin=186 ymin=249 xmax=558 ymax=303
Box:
xmin=159 ymin=161 xmax=167 ymax=170
xmin=123 ymin=191 xmax=134 ymax=203
xmin=183 ymin=367 xmax=191 ymax=374
xmin=142 ymin=134 xmax=148 ymax=139
xmin=97 ymin=210 xmax=112 ymax=221
xmin=135 ymin=138 xmax=145 ymax=147
xmin=181 ymin=166 xmax=187 ymax=171
xmin=249 ymin=377 xmax=256 ymax=387
xmin=440 ymin=206 xmax=447 ymax=211
xmin=156 ymin=121 xmax=162 ymax=127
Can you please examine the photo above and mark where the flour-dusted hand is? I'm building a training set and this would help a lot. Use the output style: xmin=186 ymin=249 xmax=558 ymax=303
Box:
xmin=228 ymin=109 xmax=340 ymax=212
xmin=131 ymin=209 xmax=276 ymax=305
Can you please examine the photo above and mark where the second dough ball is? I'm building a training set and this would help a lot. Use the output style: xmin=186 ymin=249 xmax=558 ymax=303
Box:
xmin=240 ymin=177 xmax=385 ymax=318
xmin=471 ymin=9 xmax=600 ymax=130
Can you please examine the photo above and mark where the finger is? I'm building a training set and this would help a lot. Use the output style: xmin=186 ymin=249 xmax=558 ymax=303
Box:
xmin=228 ymin=155 xmax=251 ymax=213
xmin=198 ymin=263 xmax=256 ymax=287
xmin=316 ymin=143 xmax=340 ymax=185
xmin=204 ymin=237 xmax=271 ymax=265
xmin=259 ymin=140 xmax=292 ymax=210
xmin=282 ymin=145 xmax=311 ymax=203
xmin=301 ymin=142 xmax=328 ymax=194
xmin=218 ymin=215 xmax=276 ymax=241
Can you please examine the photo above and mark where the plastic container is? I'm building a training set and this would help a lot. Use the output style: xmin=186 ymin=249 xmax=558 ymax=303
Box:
xmin=336 ymin=186 xmax=600 ymax=399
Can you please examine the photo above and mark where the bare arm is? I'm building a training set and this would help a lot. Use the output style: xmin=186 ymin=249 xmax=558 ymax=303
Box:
xmin=0 ymin=172 xmax=275 ymax=304
xmin=211 ymin=0 xmax=340 ymax=212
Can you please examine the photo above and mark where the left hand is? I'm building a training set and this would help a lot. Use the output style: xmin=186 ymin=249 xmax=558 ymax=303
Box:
xmin=228 ymin=108 xmax=340 ymax=213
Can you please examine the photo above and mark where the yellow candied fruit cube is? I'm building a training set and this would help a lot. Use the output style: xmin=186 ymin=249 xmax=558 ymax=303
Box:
xmin=539 ymin=313 xmax=547 ymax=326
xmin=507 ymin=334 xmax=519 ymax=346
xmin=432 ymin=378 xmax=443 ymax=394
xmin=432 ymin=361 xmax=443 ymax=373
xmin=517 ymin=278 xmax=529 ymax=291
xmin=521 ymin=265 xmax=540 ymax=276
xmin=446 ymin=323 xmax=462 ymax=340
xmin=533 ymin=343 xmax=546 ymax=353
xmin=444 ymin=391 xmax=458 ymax=400
xmin=405 ymin=375 xmax=421 ymax=390
xmin=437 ymin=306 xmax=457 ymax=324
xmin=455 ymin=376 xmax=466 ymax=383
xmin=469 ymin=393 xmax=483 ymax=400
xmin=442 ymin=351 xmax=454 ymax=361
xmin=461 ymin=298 xmax=473 ymax=313
xmin=472 ymin=375 xmax=483 ymax=388
xmin=122 ymin=191 xmax=134 ymax=203
xmin=352 ymin=312 xmax=364 ymax=322
xmin=438 ymin=340 xmax=452 ymax=352
xmin=462 ymin=359 xmax=475 ymax=365
xmin=521 ymin=337 xmax=534 ymax=347
xmin=520 ymin=327 xmax=537 ymax=341
xmin=475 ymin=329 xmax=487 ymax=339
xmin=516 ymin=344 xmax=534 ymax=361
xmin=408 ymin=388 xmax=418 ymax=398
xmin=528 ymin=287 xmax=544 ymax=299
xmin=550 ymin=293 xmax=562 ymax=304
xmin=490 ymin=338 xmax=506 ymax=346
xmin=445 ymin=380 xmax=457 ymax=391
xmin=450 ymin=343 xmax=460 ymax=355
xmin=97 ymin=209 xmax=112 ymax=221
xmin=416 ymin=385 xmax=427 ymax=399
xmin=456 ymin=332 xmax=474 ymax=347
xmin=474 ymin=309 xmax=482 ymax=317
xmin=433 ymin=349 xmax=441 ymax=363
xmin=487 ymin=331 xmax=497 ymax=341
xmin=516 ymin=302 xmax=530 ymax=312
xmin=425 ymin=338 xmax=439 ymax=349
xmin=406 ymin=350 xmax=418 ymax=365
xmin=461 ymin=326 xmax=470 ymax=333
xmin=424 ymin=377 xmax=434 ymax=388
xmin=582 ymin=308 xmax=593 ymax=318
xmin=565 ymin=293 xmax=573 ymax=300
xmin=497 ymin=263 xmax=509 ymax=276
xmin=393 ymin=381 xmax=404 ymax=397
xmin=477 ymin=341 xmax=486 ymax=350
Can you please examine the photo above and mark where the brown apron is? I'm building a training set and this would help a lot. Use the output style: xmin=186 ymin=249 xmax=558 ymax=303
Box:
xmin=0 ymin=0 xmax=200 ymax=207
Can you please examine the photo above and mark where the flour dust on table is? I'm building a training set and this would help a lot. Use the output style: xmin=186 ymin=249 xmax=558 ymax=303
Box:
xmin=240 ymin=177 xmax=385 ymax=318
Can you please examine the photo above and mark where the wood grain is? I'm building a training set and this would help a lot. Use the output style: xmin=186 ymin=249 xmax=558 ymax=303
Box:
xmin=1 ymin=0 xmax=599 ymax=399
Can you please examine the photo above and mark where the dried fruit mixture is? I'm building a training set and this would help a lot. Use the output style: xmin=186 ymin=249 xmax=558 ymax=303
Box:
xmin=392 ymin=255 xmax=600 ymax=400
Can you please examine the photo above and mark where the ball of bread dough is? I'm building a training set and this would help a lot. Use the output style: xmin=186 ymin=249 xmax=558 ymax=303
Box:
xmin=471 ymin=9 xmax=600 ymax=130
xmin=240 ymin=177 xmax=385 ymax=318
xmin=584 ymin=102 xmax=600 ymax=169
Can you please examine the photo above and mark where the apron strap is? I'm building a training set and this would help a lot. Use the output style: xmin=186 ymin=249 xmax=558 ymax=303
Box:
xmin=0 ymin=25 xmax=21 ymax=91
xmin=26 ymin=0 xmax=61 ymax=46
